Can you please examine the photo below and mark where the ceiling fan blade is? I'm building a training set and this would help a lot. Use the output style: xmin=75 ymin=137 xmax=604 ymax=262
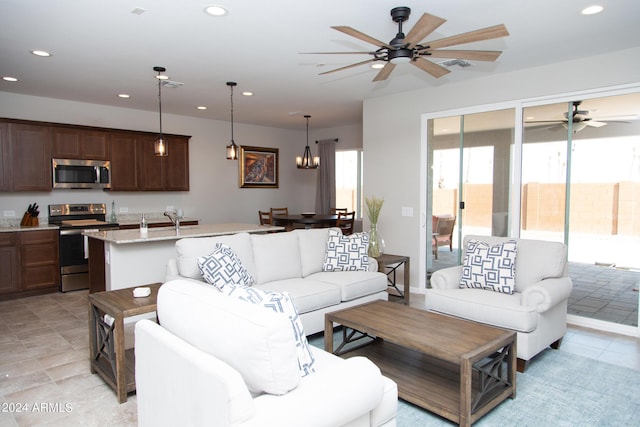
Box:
xmin=318 ymin=59 xmax=374 ymax=76
xmin=300 ymin=51 xmax=373 ymax=55
xmin=331 ymin=26 xmax=392 ymax=49
xmin=411 ymin=58 xmax=450 ymax=78
xmin=427 ymin=49 xmax=503 ymax=62
xmin=427 ymin=24 xmax=509 ymax=50
xmin=586 ymin=121 xmax=607 ymax=128
xmin=372 ymin=63 xmax=396 ymax=82
xmin=404 ymin=13 xmax=447 ymax=48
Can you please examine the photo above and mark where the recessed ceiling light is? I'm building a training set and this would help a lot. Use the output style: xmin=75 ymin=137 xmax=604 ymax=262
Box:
xmin=242 ymin=91 xmax=253 ymax=96
xmin=31 ymin=49 xmax=52 ymax=57
xmin=118 ymin=94 xmax=130 ymax=98
xmin=3 ymin=76 xmax=18 ymax=82
xmin=371 ymin=63 xmax=385 ymax=69
xmin=197 ymin=106 xmax=207 ymax=110
xmin=581 ymin=5 xmax=603 ymax=15
xmin=204 ymin=5 xmax=228 ymax=16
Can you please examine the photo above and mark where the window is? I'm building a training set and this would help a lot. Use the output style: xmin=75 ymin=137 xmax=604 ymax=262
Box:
xmin=335 ymin=150 xmax=363 ymax=217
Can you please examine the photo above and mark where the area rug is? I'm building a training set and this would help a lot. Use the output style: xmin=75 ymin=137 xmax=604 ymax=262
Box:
xmin=309 ymin=335 xmax=640 ymax=426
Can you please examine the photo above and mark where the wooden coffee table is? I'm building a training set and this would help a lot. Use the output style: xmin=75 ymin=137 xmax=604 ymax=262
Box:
xmin=325 ymin=300 xmax=516 ymax=427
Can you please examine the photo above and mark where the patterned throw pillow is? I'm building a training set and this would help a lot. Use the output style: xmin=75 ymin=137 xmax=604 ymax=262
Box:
xmin=224 ymin=285 xmax=316 ymax=377
xmin=197 ymin=243 xmax=254 ymax=291
xmin=322 ymin=229 xmax=370 ymax=271
xmin=459 ymin=239 xmax=517 ymax=294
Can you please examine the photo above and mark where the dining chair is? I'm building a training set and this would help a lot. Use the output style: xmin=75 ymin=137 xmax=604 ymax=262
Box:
xmin=270 ymin=207 xmax=288 ymax=216
xmin=336 ymin=211 xmax=355 ymax=235
xmin=258 ymin=210 xmax=272 ymax=225
xmin=330 ymin=207 xmax=348 ymax=214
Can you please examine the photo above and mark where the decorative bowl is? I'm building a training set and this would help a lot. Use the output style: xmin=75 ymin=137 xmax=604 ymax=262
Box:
xmin=301 ymin=212 xmax=315 ymax=217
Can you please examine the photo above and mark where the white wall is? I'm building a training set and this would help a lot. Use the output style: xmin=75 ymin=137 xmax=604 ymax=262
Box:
xmin=363 ymin=46 xmax=640 ymax=291
xmin=0 ymin=92 xmax=362 ymax=224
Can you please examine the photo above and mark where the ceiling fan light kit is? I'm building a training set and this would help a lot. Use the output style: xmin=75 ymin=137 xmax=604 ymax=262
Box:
xmin=305 ymin=6 xmax=509 ymax=82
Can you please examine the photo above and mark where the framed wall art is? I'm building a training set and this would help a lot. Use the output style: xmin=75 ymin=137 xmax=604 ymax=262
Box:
xmin=239 ymin=146 xmax=279 ymax=188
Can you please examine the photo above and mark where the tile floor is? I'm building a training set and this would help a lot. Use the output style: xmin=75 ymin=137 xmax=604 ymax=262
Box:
xmin=1 ymin=289 xmax=638 ymax=426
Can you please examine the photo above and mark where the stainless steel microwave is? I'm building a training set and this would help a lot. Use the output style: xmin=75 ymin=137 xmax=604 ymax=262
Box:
xmin=52 ymin=159 xmax=111 ymax=189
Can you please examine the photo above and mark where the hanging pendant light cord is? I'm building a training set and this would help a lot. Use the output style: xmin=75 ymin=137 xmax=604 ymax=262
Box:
xmin=230 ymin=84 xmax=234 ymax=142
xmin=157 ymin=72 xmax=163 ymax=137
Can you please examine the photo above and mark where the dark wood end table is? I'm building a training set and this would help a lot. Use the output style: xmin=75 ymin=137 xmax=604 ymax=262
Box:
xmin=374 ymin=254 xmax=410 ymax=305
xmin=88 ymin=283 xmax=162 ymax=403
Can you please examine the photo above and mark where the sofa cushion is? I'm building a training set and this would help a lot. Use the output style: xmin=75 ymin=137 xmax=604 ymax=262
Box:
xmin=176 ymin=233 xmax=255 ymax=280
xmin=323 ymin=230 xmax=370 ymax=272
xmin=308 ymin=271 xmax=388 ymax=302
xmin=296 ymin=228 xmax=334 ymax=277
xmin=426 ymin=287 xmax=538 ymax=333
xmin=254 ymin=278 xmax=341 ymax=314
xmin=251 ymin=232 xmax=302 ymax=284
xmin=197 ymin=243 xmax=255 ymax=290
xmin=223 ymin=285 xmax=316 ymax=377
xmin=157 ymin=280 xmax=300 ymax=396
xmin=460 ymin=239 xmax=517 ymax=294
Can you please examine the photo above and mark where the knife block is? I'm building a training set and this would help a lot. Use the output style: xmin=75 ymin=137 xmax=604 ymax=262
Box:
xmin=20 ymin=212 xmax=39 ymax=226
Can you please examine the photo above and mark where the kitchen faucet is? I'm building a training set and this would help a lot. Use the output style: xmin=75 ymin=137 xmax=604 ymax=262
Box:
xmin=164 ymin=211 xmax=180 ymax=232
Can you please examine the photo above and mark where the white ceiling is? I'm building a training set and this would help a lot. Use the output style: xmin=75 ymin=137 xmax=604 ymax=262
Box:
xmin=1 ymin=0 xmax=639 ymax=130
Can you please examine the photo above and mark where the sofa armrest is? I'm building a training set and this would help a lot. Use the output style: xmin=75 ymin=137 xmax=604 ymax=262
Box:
xmin=521 ymin=277 xmax=573 ymax=313
xmin=135 ymin=319 xmax=255 ymax=427
xmin=368 ymin=257 xmax=379 ymax=272
xmin=241 ymin=356 xmax=393 ymax=427
xmin=166 ymin=258 xmax=179 ymax=277
xmin=430 ymin=266 xmax=463 ymax=289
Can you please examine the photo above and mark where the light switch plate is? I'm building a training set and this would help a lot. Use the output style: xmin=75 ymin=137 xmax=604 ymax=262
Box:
xmin=402 ymin=207 xmax=414 ymax=217
xmin=119 ymin=207 xmax=128 ymax=213
xmin=3 ymin=210 xmax=16 ymax=217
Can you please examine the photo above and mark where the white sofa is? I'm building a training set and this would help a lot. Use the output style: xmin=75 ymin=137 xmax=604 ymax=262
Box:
xmin=135 ymin=280 xmax=398 ymax=427
xmin=165 ymin=228 xmax=389 ymax=334
xmin=426 ymin=235 xmax=573 ymax=371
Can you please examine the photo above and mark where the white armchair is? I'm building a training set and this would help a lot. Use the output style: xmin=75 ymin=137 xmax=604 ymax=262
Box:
xmin=426 ymin=235 xmax=573 ymax=372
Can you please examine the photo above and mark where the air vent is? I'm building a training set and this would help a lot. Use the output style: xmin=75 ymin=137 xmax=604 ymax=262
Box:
xmin=161 ymin=80 xmax=184 ymax=88
xmin=439 ymin=59 xmax=471 ymax=68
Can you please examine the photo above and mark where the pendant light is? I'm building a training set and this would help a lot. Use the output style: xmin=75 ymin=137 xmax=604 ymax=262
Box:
xmin=226 ymin=81 xmax=238 ymax=160
xmin=153 ymin=66 xmax=168 ymax=156
xmin=296 ymin=115 xmax=319 ymax=169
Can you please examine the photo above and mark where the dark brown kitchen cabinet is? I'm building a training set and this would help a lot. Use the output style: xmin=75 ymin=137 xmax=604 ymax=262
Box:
xmin=9 ymin=123 xmax=52 ymax=191
xmin=110 ymin=132 xmax=140 ymax=191
xmin=52 ymin=127 xmax=110 ymax=160
xmin=0 ymin=229 xmax=60 ymax=300
xmin=19 ymin=229 xmax=59 ymax=292
xmin=137 ymin=135 xmax=190 ymax=191
xmin=0 ymin=233 xmax=20 ymax=295
xmin=0 ymin=122 xmax=10 ymax=191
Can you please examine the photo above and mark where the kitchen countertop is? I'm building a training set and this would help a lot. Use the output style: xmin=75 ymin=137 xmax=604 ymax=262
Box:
xmin=115 ymin=216 xmax=200 ymax=227
xmin=83 ymin=223 xmax=283 ymax=244
xmin=0 ymin=224 xmax=59 ymax=233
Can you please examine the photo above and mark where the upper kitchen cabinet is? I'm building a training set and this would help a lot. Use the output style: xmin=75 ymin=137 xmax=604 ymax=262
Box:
xmin=52 ymin=127 xmax=110 ymax=160
xmin=0 ymin=122 xmax=10 ymax=191
xmin=110 ymin=132 xmax=140 ymax=191
xmin=137 ymin=135 xmax=190 ymax=191
xmin=9 ymin=122 xmax=52 ymax=191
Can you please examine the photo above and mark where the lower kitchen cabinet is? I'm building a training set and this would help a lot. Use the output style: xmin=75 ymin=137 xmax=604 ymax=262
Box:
xmin=0 ymin=229 xmax=60 ymax=300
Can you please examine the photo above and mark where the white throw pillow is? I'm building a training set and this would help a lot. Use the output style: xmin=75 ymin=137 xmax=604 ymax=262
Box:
xmin=459 ymin=239 xmax=517 ymax=294
xmin=197 ymin=243 xmax=255 ymax=291
xmin=322 ymin=229 xmax=370 ymax=272
xmin=224 ymin=285 xmax=316 ymax=377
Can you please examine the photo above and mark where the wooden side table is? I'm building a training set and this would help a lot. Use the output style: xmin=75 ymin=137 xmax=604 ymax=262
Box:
xmin=88 ymin=283 xmax=162 ymax=403
xmin=374 ymin=254 xmax=410 ymax=305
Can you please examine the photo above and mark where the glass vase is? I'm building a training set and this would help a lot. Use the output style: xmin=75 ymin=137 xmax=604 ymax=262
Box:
xmin=368 ymin=223 xmax=384 ymax=257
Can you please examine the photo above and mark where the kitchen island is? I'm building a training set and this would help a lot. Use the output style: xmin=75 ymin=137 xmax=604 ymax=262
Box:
xmin=84 ymin=223 xmax=283 ymax=292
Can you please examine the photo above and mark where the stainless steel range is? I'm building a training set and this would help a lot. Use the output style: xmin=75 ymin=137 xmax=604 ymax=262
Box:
xmin=48 ymin=203 xmax=119 ymax=292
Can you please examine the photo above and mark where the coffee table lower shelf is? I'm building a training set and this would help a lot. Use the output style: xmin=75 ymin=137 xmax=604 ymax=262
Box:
xmin=344 ymin=339 xmax=514 ymax=425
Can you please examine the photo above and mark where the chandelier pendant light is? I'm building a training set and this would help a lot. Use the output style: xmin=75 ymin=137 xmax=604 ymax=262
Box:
xmin=296 ymin=115 xmax=319 ymax=169
xmin=226 ymin=81 xmax=238 ymax=160
xmin=153 ymin=66 xmax=168 ymax=156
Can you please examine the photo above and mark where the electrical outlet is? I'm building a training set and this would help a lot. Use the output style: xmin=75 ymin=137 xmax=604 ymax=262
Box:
xmin=119 ymin=207 xmax=129 ymax=213
xmin=3 ymin=210 xmax=16 ymax=217
xmin=166 ymin=205 xmax=175 ymax=212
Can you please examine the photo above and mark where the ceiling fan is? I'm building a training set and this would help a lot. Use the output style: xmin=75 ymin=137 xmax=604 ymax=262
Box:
xmin=525 ymin=101 xmax=634 ymax=133
xmin=302 ymin=6 xmax=509 ymax=82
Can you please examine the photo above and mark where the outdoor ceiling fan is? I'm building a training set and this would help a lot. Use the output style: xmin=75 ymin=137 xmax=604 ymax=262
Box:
xmin=525 ymin=101 xmax=635 ymax=133
xmin=302 ymin=6 xmax=509 ymax=82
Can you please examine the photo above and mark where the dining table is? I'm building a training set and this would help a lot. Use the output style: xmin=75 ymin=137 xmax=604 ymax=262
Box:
xmin=271 ymin=214 xmax=339 ymax=230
